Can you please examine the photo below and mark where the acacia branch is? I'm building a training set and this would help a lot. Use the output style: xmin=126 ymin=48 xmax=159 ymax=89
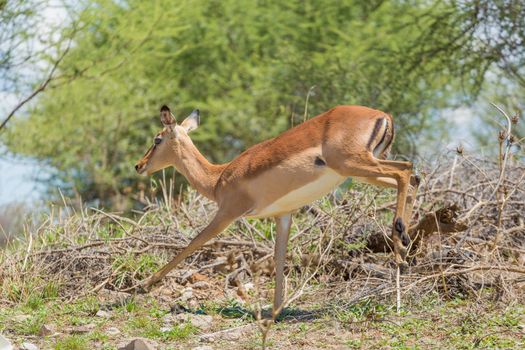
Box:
xmin=0 ymin=39 xmax=71 ymax=132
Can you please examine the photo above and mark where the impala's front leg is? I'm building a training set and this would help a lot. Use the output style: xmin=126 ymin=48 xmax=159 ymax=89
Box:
xmin=403 ymin=174 xmax=421 ymax=228
xmin=332 ymin=157 xmax=413 ymax=267
xmin=363 ymin=160 xmax=413 ymax=266
xmin=390 ymin=165 xmax=413 ymax=268
xmin=142 ymin=206 xmax=244 ymax=291
xmin=273 ymin=213 xmax=292 ymax=320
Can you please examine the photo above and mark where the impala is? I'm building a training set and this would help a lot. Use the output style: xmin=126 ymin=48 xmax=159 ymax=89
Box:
xmin=135 ymin=105 xmax=419 ymax=317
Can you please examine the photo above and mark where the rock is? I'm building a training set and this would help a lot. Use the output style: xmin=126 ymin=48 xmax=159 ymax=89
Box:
xmin=170 ymin=304 xmax=191 ymax=314
xmin=243 ymin=282 xmax=254 ymax=291
xmin=11 ymin=314 xmax=30 ymax=322
xmin=178 ymin=269 xmax=198 ymax=283
xmin=200 ymin=324 xmax=255 ymax=343
xmin=236 ymin=286 xmax=249 ymax=300
xmin=174 ymin=314 xmax=213 ymax=331
xmin=0 ymin=334 xmax=13 ymax=350
xmin=21 ymin=342 xmax=39 ymax=350
xmin=219 ymin=328 xmax=243 ymax=341
xmin=96 ymin=310 xmax=111 ymax=318
xmin=162 ymin=314 xmax=174 ymax=324
xmin=106 ymin=327 xmax=120 ymax=336
xmin=189 ymin=273 xmax=208 ymax=284
xmin=187 ymin=299 xmax=200 ymax=310
xmin=192 ymin=281 xmax=210 ymax=289
xmin=38 ymin=324 xmax=55 ymax=336
xmin=163 ymin=313 xmax=214 ymax=331
xmin=180 ymin=288 xmax=193 ymax=301
xmin=159 ymin=326 xmax=171 ymax=333
xmin=158 ymin=286 xmax=174 ymax=296
xmin=118 ymin=338 xmax=156 ymax=350
xmin=69 ymin=323 xmax=96 ymax=334
xmin=225 ymin=289 xmax=246 ymax=305
xmin=97 ymin=289 xmax=131 ymax=308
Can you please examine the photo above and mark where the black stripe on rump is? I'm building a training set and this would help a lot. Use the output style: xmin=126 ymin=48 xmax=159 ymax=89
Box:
xmin=382 ymin=118 xmax=394 ymax=153
xmin=367 ymin=118 xmax=384 ymax=150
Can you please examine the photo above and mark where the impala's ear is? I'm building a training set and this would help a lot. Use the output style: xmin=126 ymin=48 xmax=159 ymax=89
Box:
xmin=180 ymin=109 xmax=200 ymax=133
xmin=160 ymin=105 xmax=176 ymax=126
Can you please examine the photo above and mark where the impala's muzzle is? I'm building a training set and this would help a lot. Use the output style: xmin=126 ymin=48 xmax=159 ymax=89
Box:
xmin=135 ymin=144 xmax=155 ymax=175
xmin=135 ymin=164 xmax=144 ymax=174
xmin=135 ymin=161 xmax=148 ymax=175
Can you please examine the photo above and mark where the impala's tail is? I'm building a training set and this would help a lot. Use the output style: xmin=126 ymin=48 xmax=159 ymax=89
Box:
xmin=368 ymin=114 xmax=394 ymax=159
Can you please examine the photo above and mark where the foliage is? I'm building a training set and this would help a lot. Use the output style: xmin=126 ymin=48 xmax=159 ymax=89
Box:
xmin=472 ymin=75 xmax=524 ymax=152
xmin=2 ymin=0 xmax=525 ymax=206
xmin=0 ymin=0 xmax=40 ymax=89
xmin=0 ymin=0 xmax=77 ymax=129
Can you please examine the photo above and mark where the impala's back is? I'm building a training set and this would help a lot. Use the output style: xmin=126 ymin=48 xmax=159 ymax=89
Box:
xmin=215 ymin=105 xmax=394 ymax=218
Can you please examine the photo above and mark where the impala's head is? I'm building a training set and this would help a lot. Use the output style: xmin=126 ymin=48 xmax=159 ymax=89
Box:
xmin=135 ymin=105 xmax=200 ymax=175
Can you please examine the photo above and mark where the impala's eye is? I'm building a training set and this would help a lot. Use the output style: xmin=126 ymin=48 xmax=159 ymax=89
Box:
xmin=154 ymin=137 xmax=162 ymax=145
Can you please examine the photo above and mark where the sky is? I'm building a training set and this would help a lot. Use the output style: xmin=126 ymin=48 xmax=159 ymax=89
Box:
xmin=0 ymin=1 xmax=67 ymax=206
xmin=0 ymin=91 xmax=44 ymax=205
xmin=0 ymin=90 xmax=41 ymax=205
xmin=0 ymin=150 xmax=43 ymax=205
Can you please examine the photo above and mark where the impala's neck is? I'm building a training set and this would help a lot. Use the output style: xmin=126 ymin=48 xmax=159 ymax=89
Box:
xmin=172 ymin=137 xmax=226 ymax=201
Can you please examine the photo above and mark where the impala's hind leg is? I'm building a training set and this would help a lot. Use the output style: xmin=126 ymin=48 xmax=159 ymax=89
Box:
xmin=331 ymin=157 xmax=413 ymax=266
xmin=273 ymin=214 xmax=292 ymax=320
xmin=403 ymin=174 xmax=421 ymax=228
xmin=361 ymin=174 xmax=420 ymax=264
xmin=361 ymin=174 xmax=420 ymax=227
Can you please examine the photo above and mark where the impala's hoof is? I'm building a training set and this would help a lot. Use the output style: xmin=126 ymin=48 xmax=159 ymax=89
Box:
xmin=129 ymin=280 xmax=153 ymax=294
xmin=398 ymin=260 xmax=409 ymax=274
xmin=413 ymin=174 xmax=421 ymax=186
xmin=394 ymin=217 xmax=405 ymax=234
xmin=134 ymin=285 xmax=149 ymax=294
xmin=394 ymin=217 xmax=410 ymax=247
xmin=393 ymin=217 xmax=409 ymax=270
xmin=401 ymin=230 xmax=410 ymax=247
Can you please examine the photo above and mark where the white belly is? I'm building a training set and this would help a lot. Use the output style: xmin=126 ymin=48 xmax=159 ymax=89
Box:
xmin=247 ymin=168 xmax=346 ymax=218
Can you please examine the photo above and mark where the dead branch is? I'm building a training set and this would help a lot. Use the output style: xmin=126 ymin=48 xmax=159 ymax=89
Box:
xmin=366 ymin=204 xmax=468 ymax=253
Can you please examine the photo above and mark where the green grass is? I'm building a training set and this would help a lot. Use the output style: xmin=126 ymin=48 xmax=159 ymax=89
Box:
xmin=3 ymin=275 xmax=61 ymax=305
xmin=333 ymin=298 xmax=389 ymax=323
xmin=368 ymin=301 xmax=524 ymax=350
xmin=18 ymin=312 xmax=47 ymax=335
xmin=127 ymin=315 xmax=197 ymax=341
xmin=112 ymin=253 xmax=163 ymax=286
xmin=1 ymin=188 xmax=523 ymax=350
xmin=114 ymin=296 xmax=138 ymax=313
xmin=0 ymin=290 xmax=523 ymax=349
xmin=55 ymin=335 xmax=89 ymax=350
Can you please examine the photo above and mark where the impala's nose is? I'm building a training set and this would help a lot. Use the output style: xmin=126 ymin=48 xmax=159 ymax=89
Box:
xmin=135 ymin=163 xmax=147 ymax=175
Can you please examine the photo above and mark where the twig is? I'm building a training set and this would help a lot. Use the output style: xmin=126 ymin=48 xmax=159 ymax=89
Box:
xmin=396 ymin=265 xmax=401 ymax=314
xmin=0 ymin=38 xmax=72 ymax=131
xmin=405 ymin=265 xmax=525 ymax=293
xmin=199 ymin=323 xmax=256 ymax=342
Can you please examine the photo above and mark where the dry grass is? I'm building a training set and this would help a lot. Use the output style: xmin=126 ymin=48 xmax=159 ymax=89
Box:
xmin=0 ymin=202 xmax=29 ymax=246
xmin=1 ymin=143 xmax=525 ymax=348
xmin=0 ymin=153 xmax=524 ymax=307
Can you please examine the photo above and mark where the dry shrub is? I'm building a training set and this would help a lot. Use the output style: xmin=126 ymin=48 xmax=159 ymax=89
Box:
xmin=0 ymin=152 xmax=524 ymax=312
xmin=0 ymin=202 xmax=29 ymax=246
